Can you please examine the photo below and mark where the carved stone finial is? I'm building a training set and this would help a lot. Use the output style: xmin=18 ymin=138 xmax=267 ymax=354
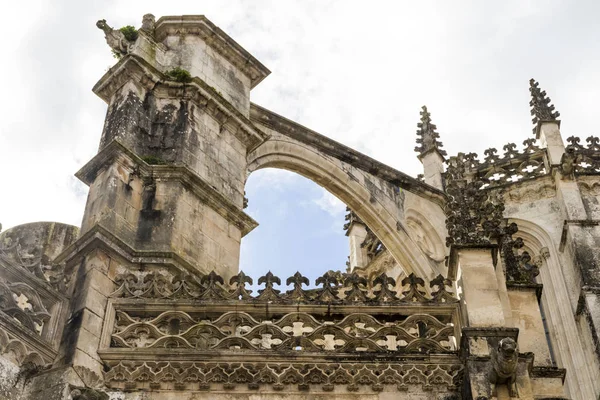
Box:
xmin=343 ymin=207 xmax=364 ymax=234
xmin=500 ymin=222 xmax=541 ymax=284
xmin=529 ymin=78 xmax=560 ymax=133
xmin=415 ymin=105 xmax=447 ymax=159
xmin=445 ymin=154 xmax=506 ymax=247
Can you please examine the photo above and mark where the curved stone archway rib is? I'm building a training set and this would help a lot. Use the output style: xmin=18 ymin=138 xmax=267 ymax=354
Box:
xmin=247 ymin=137 xmax=441 ymax=280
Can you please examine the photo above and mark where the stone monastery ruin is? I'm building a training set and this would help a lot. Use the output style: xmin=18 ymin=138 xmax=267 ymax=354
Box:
xmin=0 ymin=13 xmax=599 ymax=400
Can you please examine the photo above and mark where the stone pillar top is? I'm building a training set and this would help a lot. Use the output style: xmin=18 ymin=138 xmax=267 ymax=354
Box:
xmin=153 ymin=15 xmax=271 ymax=89
xmin=95 ymin=14 xmax=271 ymax=115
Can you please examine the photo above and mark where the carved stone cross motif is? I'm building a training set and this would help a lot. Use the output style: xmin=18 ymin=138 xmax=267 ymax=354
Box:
xmin=134 ymin=332 xmax=154 ymax=348
xmin=12 ymin=293 xmax=32 ymax=311
xmin=376 ymin=335 xmax=399 ymax=351
xmin=251 ymin=334 xmax=282 ymax=349
xmin=282 ymin=322 xmax=314 ymax=337
xmin=314 ymin=334 xmax=345 ymax=350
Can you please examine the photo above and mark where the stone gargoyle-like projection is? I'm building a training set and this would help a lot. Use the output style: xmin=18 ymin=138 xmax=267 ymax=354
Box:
xmin=96 ymin=19 xmax=137 ymax=57
xmin=489 ymin=337 xmax=519 ymax=397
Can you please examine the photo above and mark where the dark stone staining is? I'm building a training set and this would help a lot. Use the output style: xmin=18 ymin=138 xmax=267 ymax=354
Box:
xmin=573 ymin=237 xmax=600 ymax=286
xmin=137 ymin=179 xmax=161 ymax=242
xmin=56 ymin=309 xmax=84 ymax=365
xmin=363 ymin=178 xmax=384 ymax=205
xmin=70 ymin=386 xmax=109 ymax=400
xmin=101 ymin=90 xmax=191 ymax=165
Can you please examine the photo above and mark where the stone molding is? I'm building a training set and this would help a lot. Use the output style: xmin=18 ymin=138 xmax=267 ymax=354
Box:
xmin=102 ymin=359 xmax=463 ymax=392
xmin=76 ymin=140 xmax=258 ymax=236
xmin=154 ymin=15 xmax=271 ymax=88
xmin=93 ymin=55 xmax=269 ymax=151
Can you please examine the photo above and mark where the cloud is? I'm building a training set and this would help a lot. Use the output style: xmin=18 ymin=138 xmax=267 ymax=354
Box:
xmin=1 ymin=0 xmax=599 ymax=239
xmin=311 ymin=189 xmax=346 ymax=219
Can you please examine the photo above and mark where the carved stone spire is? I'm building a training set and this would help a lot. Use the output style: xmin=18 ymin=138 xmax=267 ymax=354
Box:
xmin=529 ymin=78 xmax=560 ymax=134
xmin=415 ymin=106 xmax=447 ymax=159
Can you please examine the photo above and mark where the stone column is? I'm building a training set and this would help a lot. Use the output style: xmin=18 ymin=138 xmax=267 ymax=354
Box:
xmin=29 ymin=14 xmax=272 ymax=397
xmin=420 ymin=150 xmax=445 ymax=190
xmin=450 ymin=246 xmax=506 ymax=327
xmin=506 ymin=284 xmax=552 ymax=366
xmin=347 ymin=221 xmax=369 ymax=271
xmin=538 ymin=121 xmax=565 ymax=166
xmin=79 ymin=15 xmax=271 ymax=280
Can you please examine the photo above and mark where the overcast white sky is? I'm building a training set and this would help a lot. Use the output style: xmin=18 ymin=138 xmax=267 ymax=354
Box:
xmin=0 ymin=0 xmax=598 ymax=277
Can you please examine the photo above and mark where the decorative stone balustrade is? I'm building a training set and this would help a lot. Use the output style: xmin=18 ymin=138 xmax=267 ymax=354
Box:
xmin=100 ymin=270 xmax=462 ymax=392
xmin=447 ymin=139 xmax=548 ymax=190
xmin=0 ymin=224 xmax=74 ymax=367
xmin=564 ymin=135 xmax=600 ymax=175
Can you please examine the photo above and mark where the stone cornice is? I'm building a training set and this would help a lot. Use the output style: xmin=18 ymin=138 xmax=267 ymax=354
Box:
xmin=99 ymin=347 xmax=461 ymax=364
xmin=250 ymin=103 xmax=447 ymax=207
xmin=93 ymin=55 xmax=269 ymax=151
xmin=75 ymin=140 xmax=258 ymax=236
xmin=108 ymin=298 xmax=460 ymax=317
xmin=154 ymin=16 xmax=271 ymax=89
xmin=506 ymin=282 xmax=544 ymax=302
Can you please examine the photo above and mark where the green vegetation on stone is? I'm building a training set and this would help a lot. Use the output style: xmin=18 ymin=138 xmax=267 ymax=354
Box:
xmin=166 ymin=67 xmax=193 ymax=83
xmin=141 ymin=155 xmax=167 ymax=165
xmin=119 ymin=25 xmax=139 ymax=42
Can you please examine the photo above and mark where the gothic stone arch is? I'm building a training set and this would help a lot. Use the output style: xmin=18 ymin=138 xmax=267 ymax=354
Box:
xmin=248 ymin=105 xmax=445 ymax=280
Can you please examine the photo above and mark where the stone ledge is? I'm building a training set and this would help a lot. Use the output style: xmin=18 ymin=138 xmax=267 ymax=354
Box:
xmin=154 ymin=15 xmax=271 ymax=88
xmin=75 ymin=140 xmax=258 ymax=236
xmin=530 ymin=366 xmax=566 ymax=382
xmin=506 ymin=282 xmax=544 ymax=302
xmin=108 ymin=299 xmax=460 ymax=319
xmin=100 ymin=358 xmax=463 ymax=392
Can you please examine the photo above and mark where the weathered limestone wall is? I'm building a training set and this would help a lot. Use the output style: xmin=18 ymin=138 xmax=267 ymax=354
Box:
xmin=0 ymin=222 xmax=79 ymax=265
xmin=455 ymin=248 xmax=505 ymax=327
xmin=507 ymin=288 xmax=552 ymax=365
xmin=128 ymin=16 xmax=266 ymax=116
xmin=99 ymin=82 xmax=247 ymax=208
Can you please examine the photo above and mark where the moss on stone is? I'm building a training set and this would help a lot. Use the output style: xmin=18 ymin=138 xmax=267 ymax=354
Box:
xmin=141 ymin=155 xmax=167 ymax=165
xmin=166 ymin=67 xmax=193 ymax=83
xmin=119 ymin=25 xmax=139 ymax=41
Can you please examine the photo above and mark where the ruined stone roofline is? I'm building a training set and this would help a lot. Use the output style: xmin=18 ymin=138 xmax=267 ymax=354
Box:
xmin=93 ymin=55 xmax=270 ymax=151
xmin=250 ymin=103 xmax=447 ymax=207
xmin=76 ymin=140 xmax=258 ymax=235
xmin=154 ymin=15 xmax=271 ymax=88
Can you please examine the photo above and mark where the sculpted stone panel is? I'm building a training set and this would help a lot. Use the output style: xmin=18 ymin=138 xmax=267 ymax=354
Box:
xmin=104 ymin=361 xmax=463 ymax=392
xmin=110 ymin=310 xmax=455 ymax=353
xmin=110 ymin=270 xmax=458 ymax=304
